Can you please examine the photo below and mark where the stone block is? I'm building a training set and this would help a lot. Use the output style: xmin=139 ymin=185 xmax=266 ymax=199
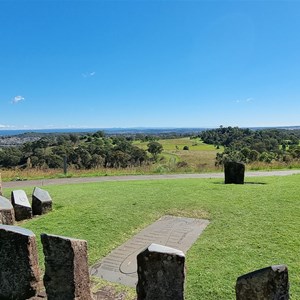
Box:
xmin=224 ymin=161 xmax=245 ymax=184
xmin=236 ymin=265 xmax=289 ymax=300
xmin=32 ymin=187 xmax=52 ymax=215
xmin=41 ymin=233 xmax=93 ymax=300
xmin=11 ymin=189 xmax=32 ymax=221
xmin=136 ymin=243 xmax=185 ymax=300
xmin=0 ymin=225 xmax=40 ymax=299
xmin=0 ymin=195 xmax=15 ymax=225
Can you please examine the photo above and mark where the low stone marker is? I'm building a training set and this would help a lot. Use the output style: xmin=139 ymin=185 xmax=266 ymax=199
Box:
xmin=236 ymin=265 xmax=289 ymax=300
xmin=224 ymin=161 xmax=245 ymax=184
xmin=136 ymin=243 xmax=185 ymax=300
xmin=0 ymin=195 xmax=15 ymax=225
xmin=41 ymin=233 xmax=93 ymax=300
xmin=11 ymin=189 xmax=32 ymax=221
xmin=0 ymin=225 xmax=40 ymax=299
xmin=32 ymin=187 xmax=52 ymax=215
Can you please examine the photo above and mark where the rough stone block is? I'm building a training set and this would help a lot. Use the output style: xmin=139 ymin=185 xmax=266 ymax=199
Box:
xmin=11 ymin=189 xmax=32 ymax=221
xmin=32 ymin=187 xmax=52 ymax=215
xmin=0 ymin=195 xmax=15 ymax=225
xmin=136 ymin=243 xmax=185 ymax=300
xmin=0 ymin=225 xmax=40 ymax=299
xmin=224 ymin=161 xmax=245 ymax=184
xmin=236 ymin=265 xmax=289 ymax=300
xmin=41 ymin=233 xmax=93 ymax=300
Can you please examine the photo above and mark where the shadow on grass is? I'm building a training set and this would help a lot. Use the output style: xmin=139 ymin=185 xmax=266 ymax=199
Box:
xmin=212 ymin=182 xmax=267 ymax=185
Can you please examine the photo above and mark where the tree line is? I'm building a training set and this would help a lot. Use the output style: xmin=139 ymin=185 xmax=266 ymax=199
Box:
xmin=0 ymin=131 xmax=163 ymax=169
xmin=199 ymin=126 xmax=300 ymax=165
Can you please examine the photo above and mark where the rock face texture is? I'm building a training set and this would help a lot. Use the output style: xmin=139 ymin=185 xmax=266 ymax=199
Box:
xmin=136 ymin=243 xmax=185 ymax=300
xmin=41 ymin=233 xmax=93 ymax=300
xmin=0 ymin=225 xmax=40 ymax=299
xmin=32 ymin=187 xmax=52 ymax=215
xmin=11 ymin=189 xmax=32 ymax=221
xmin=0 ymin=195 xmax=15 ymax=225
xmin=236 ymin=265 xmax=289 ymax=300
xmin=224 ymin=161 xmax=245 ymax=184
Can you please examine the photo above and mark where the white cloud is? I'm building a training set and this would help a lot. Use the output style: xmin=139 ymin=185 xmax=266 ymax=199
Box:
xmin=82 ymin=71 xmax=96 ymax=78
xmin=12 ymin=95 xmax=25 ymax=104
xmin=234 ymin=97 xmax=253 ymax=104
xmin=0 ymin=124 xmax=14 ymax=128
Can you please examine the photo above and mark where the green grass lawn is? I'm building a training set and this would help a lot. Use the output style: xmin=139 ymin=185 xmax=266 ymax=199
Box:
xmin=6 ymin=174 xmax=300 ymax=299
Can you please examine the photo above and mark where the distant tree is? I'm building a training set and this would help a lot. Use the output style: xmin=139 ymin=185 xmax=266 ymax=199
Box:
xmin=147 ymin=141 xmax=163 ymax=160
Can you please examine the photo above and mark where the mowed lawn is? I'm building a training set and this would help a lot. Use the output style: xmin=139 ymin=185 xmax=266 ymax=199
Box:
xmin=7 ymin=174 xmax=300 ymax=299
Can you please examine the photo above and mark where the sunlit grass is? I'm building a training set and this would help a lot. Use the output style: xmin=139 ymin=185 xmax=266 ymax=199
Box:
xmin=4 ymin=174 xmax=300 ymax=299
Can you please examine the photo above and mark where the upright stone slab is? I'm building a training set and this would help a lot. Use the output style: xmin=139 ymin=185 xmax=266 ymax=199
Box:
xmin=41 ymin=233 xmax=93 ymax=300
xmin=236 ymin=265 xmax=289 ymax=300
xmin=0 ymin=225 xmax=40 ymax=299
xmin=136 ymin=243 xmax=185 ymax=300
xmin=224 ymin=161 xmax=245 ymax=184
xmin=32 ymin=187 xmax=52 ymax=215
xmin=11 ymin=189 xmax=32 ymax=221
xmin=0 ymin=195 xmax=15 ymax=225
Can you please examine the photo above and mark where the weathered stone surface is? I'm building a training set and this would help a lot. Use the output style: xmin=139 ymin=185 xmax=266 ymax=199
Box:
xmin=32 ymin=187 xmax=52 ymax=215
xmin=236 ymin=265 xmax=289 ymax=300
xmin=41 ymin=233 xmax=93 ymax=300
xmin=136 ymin=243 xmax=185 ymax=300
xmin=224 ymin=161 xmax=245 ymax=184
xmin=0 ymin=195 xmax=15 ymax=225
xmin=11 ymin=189 xmax=32 ymax=221
xmin=0 ymin=225 xmax=40 ymax=299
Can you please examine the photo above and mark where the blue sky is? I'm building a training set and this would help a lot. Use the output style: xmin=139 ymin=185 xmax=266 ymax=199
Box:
xmin=0 ymin=0 xmax=300 ymax=129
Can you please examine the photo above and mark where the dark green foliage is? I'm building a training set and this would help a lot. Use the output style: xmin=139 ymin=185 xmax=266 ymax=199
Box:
xmin=183 ymin=145 xmax=189 ymax=150
xmin=200 ymin=126 xmax=300 ymax=165
xmin=147 ymin=141 xmax=163 ymax=160
xmin=0 ymin=134 xmax=149 ymax=170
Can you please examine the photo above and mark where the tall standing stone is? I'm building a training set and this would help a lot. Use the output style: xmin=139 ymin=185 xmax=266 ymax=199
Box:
xmin=0 ymin=195 xmax=15 ymax=225
xmin=41 ymin=233 xmax=93 ymax=300
xmin=136 ymin=243 xmax=185 ymax=300
xmin=224 ymin=161 xmax=245 ymax=184
xmin=0 ymin=225 xmax=40 ymax=299
xmin=11 ymin=189 xmax=32 ymax=221
xmin=32 ymin=187 xmax=52 ymax=215
xmin=236 ymin=265 xmax=289 ymax=300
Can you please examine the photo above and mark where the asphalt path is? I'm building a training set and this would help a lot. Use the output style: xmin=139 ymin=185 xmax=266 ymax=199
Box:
xmin=2 ymin=169 xmax=300 ymax=188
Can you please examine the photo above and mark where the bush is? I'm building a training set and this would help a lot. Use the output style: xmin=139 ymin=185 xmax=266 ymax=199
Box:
xmin=183 ymin=146 xmax=189 ymax=150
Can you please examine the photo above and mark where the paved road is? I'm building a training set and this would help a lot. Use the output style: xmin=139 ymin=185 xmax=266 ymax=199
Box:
xmin=2 ymin=169 xmax=300 ymax=188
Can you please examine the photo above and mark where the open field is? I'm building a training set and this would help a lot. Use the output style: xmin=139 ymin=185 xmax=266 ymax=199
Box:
xmin=4 ymin=174 xmax=300 ymax=299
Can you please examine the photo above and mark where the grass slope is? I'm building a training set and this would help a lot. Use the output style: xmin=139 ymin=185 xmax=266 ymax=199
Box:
xmin=7 ymin=175 xmax=300 ymax=299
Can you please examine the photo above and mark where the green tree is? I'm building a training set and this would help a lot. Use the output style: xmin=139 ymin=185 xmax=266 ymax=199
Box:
xmin=147 ymin=141 xmax=163 ymax=160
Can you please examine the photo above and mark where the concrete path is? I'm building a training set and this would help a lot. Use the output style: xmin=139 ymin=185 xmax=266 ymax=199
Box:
xmin=90 ymin=215 xmax=209 ymax=287
xmin=2 ymin=169 xmax=300 ymax=188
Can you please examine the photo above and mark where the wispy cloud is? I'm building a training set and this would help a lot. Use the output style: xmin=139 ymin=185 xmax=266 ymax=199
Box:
xmin=11 ymin=95 xmax=25 ymax=104
xmin=235 ymin=97 xmax=253 ymax=104
xmin=82 ymin=71 xmax=96 ymax=78
xmin=0 ymin=124 xmax=14 ymax=128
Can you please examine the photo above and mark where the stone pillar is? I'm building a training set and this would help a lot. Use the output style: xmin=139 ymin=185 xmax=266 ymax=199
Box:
xmin=224 ymin=161 xmax=245 ymax=184
xmin=41 ymin=233 xmax=93 ymax=300
xmin=0 ymin=195 xmax=15 ymax=225
xmin=32 ymin=187 xmax=52 ymax=215
xmin=136 ymin=243 xmax=185 ymax=300
xmin=236 ymin=265 xmax=289 ymax=300
xmin=0 ymin=225 xmax=40 ymax=299
xmin=11 ymin=189 xmax=32 ymax=221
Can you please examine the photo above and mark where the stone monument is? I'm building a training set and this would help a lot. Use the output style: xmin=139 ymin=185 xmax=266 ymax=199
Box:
xmin=0 ymin=225 xmax=40 ymax=299
xmin=136 ymin=243 xmax=185 ymax=300
xmin=41 ymin=233 xmax=93 ymax=300
xmin=236 ymin=265 xmax=289 ymax=299
xmin=224 ymin=161 xmax=245 ymax=184
xmin=0 ymin=195 xmax=15 ymax=225
xmin=11 ymin=189 xmax=32 ymax=221
xmin=32 ymin=187 xmax=52 ymax=215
